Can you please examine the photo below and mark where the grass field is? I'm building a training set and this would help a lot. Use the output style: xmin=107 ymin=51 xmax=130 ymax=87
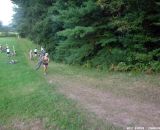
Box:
xmin=0 ymin=37 xmax=159 ymax=129
xmin=48 ymin=62 xmax=160 ymax=105
xmin=0 ymin=38 xmax=119 ymax=130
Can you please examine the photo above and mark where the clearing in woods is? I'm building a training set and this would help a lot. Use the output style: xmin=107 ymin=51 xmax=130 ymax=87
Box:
xmin=0 ymin=38 xmax=160 ymax=129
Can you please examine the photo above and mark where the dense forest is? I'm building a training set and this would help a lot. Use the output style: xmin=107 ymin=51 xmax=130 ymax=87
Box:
xmin=11 ymin=0 xmax=160 ymax=72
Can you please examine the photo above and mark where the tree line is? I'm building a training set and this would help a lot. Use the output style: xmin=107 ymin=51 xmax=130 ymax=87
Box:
xmin=0 ymin=21 xmax=16 ymax=37
xmin=11 ymin=0 xmax=160 ymax=72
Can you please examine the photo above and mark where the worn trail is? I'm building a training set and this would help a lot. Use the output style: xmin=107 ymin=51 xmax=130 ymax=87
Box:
xmin=48 ymin=75 xmax=160 ymax=128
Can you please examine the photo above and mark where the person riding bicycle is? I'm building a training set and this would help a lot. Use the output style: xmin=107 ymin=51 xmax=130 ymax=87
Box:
xmin=42 ymin=53 xmax=49 ymax=75
xmin=6 ymin=46 xmax=10 ymax=56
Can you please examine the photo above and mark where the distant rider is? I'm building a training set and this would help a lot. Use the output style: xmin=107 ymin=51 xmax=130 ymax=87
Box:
xmin=34 ymin=48 xmax=38 ymax=57
xmin=6 ymin=46 xmax=10 ymax=56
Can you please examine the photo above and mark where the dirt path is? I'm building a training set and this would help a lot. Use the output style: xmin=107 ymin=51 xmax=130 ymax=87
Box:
xmin=48 ymin=75 xmax=160 ymax=128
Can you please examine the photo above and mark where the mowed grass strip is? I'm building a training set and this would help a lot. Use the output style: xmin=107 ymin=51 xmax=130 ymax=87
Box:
xmin=48 ymin=61 xmax=160 ymax=105
xmin=0 ymin=38 xmax=120 ymax=130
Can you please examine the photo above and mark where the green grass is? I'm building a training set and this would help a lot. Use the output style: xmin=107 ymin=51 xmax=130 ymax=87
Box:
xmin=0 ymin=38 xmax=120 ymax=130
xmin=48 ymin=58 xmax=160 ymax=105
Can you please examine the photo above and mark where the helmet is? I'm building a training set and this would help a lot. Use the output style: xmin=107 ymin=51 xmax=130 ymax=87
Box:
xmin=45 ymin=53 xmax=48 ymax=56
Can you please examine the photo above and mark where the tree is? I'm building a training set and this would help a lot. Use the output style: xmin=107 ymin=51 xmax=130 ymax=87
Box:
xmin=12 ymin=0 xmax=160 ymax=71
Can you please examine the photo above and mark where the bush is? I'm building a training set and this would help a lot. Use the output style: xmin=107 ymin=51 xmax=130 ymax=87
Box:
xmin=150 ymin=61 xmax=160 ymax=72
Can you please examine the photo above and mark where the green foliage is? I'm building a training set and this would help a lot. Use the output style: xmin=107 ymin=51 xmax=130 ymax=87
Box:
xmin=89 ymin=48 xmax=127 ymax=69
xmin=57 ymin=26 xmax=95 ymax=38
xmin=112 ymin=62 xmax=132 ymax=72
xmin=150 ymin=61 xmax=160 ymax=72
xmin=12 ymin=0 xmax=160 ymax=72
xmin=135 ymin=53 xmax=152 ymax=63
